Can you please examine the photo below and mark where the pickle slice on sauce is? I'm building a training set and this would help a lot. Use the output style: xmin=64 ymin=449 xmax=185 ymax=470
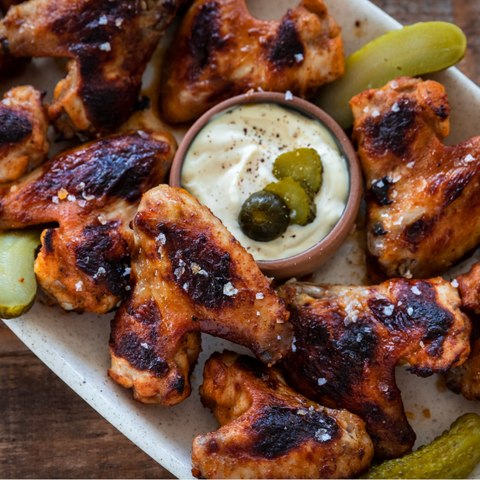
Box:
xmin=363 ymin=413 xmax=480 ymax=479
xmin=0 ymin=229 xmax=41 ymax=319
xmin=238 ymin=191 xmax=290 ymax=242
xmin=273 ymin=148 xmax=323 ymax=197
xmin=315 ymin=22 xmax=467 ymax=129
xmin=265 ymin=177 xmax=316 ymax=226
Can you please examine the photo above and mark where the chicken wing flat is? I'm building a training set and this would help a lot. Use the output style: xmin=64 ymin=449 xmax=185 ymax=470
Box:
xmin=0 ymin=130 xmax=175 ymax=313
xmin=161 ymin=0 xmax=344 ymax=124
xmin=0 ymin=0 xmax=183 ymax=138
xmin=278 ymin=277 xmax=471 ymax=459
xmin=351 ymin=77 xmax=480 ymax=279
xmin=109 ymin=185 xmax=292 ymax=406
xmin=0 ymin=86 xmax=49 ymax=183
xmin=445 ymin=338 xmax=480 ymax=402
xmin=192 ymin=351 xmax=374 ymax=479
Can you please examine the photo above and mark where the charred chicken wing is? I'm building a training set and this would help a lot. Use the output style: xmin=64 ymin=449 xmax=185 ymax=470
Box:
xmin=278 ymin=277 xmax=471 ymax=459
xmin=351 ymin=77 xmax=480 ymax=279
xmin=109 ymin=185 xmax=292 ymax=406
xmin=0 ymin=86 xmax=49 ymax=183
xmin=0 ymin=130 xmax=175 ymax=313
xmin=0 ymin=0 xmax=183 ymax=138
xmin=446 ymin=338 xmax=480 ymax=402
xmin=192 ymin=351 xmax=374 ymax=479
xmin=161 ymin=0 xmax=344 ymax=123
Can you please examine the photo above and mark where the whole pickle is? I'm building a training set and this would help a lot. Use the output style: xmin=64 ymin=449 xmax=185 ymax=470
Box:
xmin=315 ymin=22 xmax=467 ymax=129
xmin=264 ymin=177 xmax=316 ymax=226
xmin=273 ymin=148 xmax=323 ymax=197
xmin=363 ymin=413 xmax=480 ymax=479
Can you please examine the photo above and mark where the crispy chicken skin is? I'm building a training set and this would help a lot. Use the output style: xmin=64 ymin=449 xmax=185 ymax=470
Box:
xmin=109 ymin=186 xmax=292 ymax=406
xmin=278 ymin=278 xmax=471 ymax=459
xmin=0 ymin=131 xmax=175 ymax=313
xmin=351 ymin=77 xmax=480 ymax=279
xmin=161 ymin=0 xmax=344 ymax=124
xmin=446 ymin=338 xmax=480 ymax=402
xmin=0 ymin=86 xmax=49 ymax=183
xmin=192 ymin=351 xmax=374 ymax=479
xmin=0 ymin=0 xmax=182 ymax=138
xmin=457 ymin=262 xmax=480 ymax=312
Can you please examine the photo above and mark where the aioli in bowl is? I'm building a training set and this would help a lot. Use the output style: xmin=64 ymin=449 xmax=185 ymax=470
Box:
xmin=181 ymin=102 xmax=349 ymax=261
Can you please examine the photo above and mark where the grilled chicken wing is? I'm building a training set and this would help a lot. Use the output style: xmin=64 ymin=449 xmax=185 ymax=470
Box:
xmin=0 ymin=130 xmax=175 ymax=313
xmin=457 ymin=262 xmax=480 ymax=312
xmin=278 ymin=277 xmax=471 ymax=459
xmin=192 ymin=351 xmax=374 ymax=479
xmin=0 ymin=86 xmax=49 ymax=183
xmin=446 ymin=338 xmax=480 ymax=402
xmin=0 ymin=0 xmax=182 ymax=138
xmin=109 ymin=185 xmax=291 ymax=406
xmin=351 ymin=77 xmax=480 ymax=279
xmin=161 ymin=0 xmax=344 ymax=124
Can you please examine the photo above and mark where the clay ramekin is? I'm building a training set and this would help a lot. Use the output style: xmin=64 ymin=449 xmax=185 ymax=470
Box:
xmin=169 ymin=92 xmax=362 ymax=280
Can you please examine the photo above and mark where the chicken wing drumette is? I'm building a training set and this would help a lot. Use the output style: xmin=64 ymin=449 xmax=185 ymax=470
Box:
xmin=0 ymin=130 xmax=175 ymax=313
xmin=0 ymin=0 xmax=183 ymax=138
xmin=278 ymin=278 xmax=471 ymax=459
xmin=192 ymin=351 xmax=374 ymax=479
xmin=161 ymin=0 xmax=344 ymax=123
xmin=109 ymin=186 xmax=292 ymax=406
xmin=351 ymin=77 xmax=480 ymax=279
xmin=0 ymin=86 xmax=49 ymax=183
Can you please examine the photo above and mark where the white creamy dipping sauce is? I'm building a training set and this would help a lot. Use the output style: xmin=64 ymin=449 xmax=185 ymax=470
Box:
xmin=181 ymin=103 xmax=349 ymax=261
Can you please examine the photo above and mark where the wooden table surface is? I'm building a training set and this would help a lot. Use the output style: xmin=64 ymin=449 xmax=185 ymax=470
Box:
xmin=2 ymin=0 xmax=479 ymax=478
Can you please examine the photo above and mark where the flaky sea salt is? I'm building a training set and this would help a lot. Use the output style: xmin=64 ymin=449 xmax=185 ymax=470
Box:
xmin=223 ymin=282 xmax=238 ymax=296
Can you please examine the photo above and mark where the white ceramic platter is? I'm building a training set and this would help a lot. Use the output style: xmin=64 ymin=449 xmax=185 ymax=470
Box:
xmin=4 ymin=0 xmax=480 ymax=478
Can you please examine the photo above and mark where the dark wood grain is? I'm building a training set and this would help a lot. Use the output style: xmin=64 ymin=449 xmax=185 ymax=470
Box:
xmin=1 ymin=1 xmax=479 ymax=479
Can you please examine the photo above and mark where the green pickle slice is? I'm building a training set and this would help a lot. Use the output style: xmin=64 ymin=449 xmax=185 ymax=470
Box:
xmin=0 ymin=229 xmax=41 ymax=319
xmin=315 ymin=22 xmax=467 ymax=129
xmin=363 ymin=413 xmax=480 ymax=479
xmin=273 ymin=148 xmax=323 ymax=197
xmin=238 ymin=191 xmax=290 ymax=242
xmin=265 ymin=177 xmax=316 ymax=226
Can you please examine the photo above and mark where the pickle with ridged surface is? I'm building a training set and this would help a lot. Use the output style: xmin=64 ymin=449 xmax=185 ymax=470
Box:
xmin=363 ymin=413 xmax=480 ymax=479
xmin=0 ymin=229 xmax=41 ymax=319
xmin=315 ymin=22 xmax=467 ymax=129
xmin=264 ymin=177 xmax=316 ymax=226
xmin=273 ymin=148 xmax=323 ymax=197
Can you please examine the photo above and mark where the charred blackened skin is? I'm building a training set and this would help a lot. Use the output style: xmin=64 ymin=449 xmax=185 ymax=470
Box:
xmin=268 ymin=16 xmax=304 ymax=68
xmin=0 ymin=107 xmax=32 ymax=145
xmin=405 ymin=217 xmax=433 ymax=245
xmin=30 ymin=134 xmax=167 ymax=203
xmin=368 ymin=281 xmax=453 ymax=359
xmin=443 ymin=169 xmax=475 ymax=208
xmin=75 ymin=222 xmax=130 ymax=297
xmin=187 ymin=1 xmax=225 ymax=79
xmin=114 ymin=332 xmax=169 ymax=378
xmin=434 ymin=104 xmax=449 ymax=119
xmin=50 ymin=0 xmax=142 ymax=130
xmin=130 ymin=299 xmax=160 ymax=325
xmin=370 ymin=176 xmax=393 ymax=206
xmin=157 ymin=225 xmax=237 ymax=310
xmin=250 ymin=406 xmax=339 ymax=459
xmin=364 ymin=99 xmax=416 ymax=157
xmin=372 ymin=222 xmax=388 ymax=236
xmin=43 ymin=228 xmax=55 ymax=254
xmin=236 ymin=355 xmax=270 ymax=380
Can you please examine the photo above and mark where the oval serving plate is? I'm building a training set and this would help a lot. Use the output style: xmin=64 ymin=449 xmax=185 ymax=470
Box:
xmin=3 ymin=0 xmax=480 ymax=478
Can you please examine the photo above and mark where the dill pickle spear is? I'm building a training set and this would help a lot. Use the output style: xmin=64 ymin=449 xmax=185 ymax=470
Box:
xmin=0 ymin=229 xmax=41 ymax=319
xmin=273 ymin=148 xmax=323 ymax=197
xmin=315 ymin=22 xmax=467 ymax=129
xmin=265 ymin=177 xmax=316 ymax=226
xmin=363 ymin=413 xmax=480 ymax=479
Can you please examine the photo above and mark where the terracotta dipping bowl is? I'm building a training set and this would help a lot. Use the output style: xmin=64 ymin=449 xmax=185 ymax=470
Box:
xmin=169 ymin=92 xmax=362 ymax=280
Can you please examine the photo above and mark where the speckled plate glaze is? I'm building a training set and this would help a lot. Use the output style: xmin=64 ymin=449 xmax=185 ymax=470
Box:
xmin=3 ymin=0 xmax=480 ymax=478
